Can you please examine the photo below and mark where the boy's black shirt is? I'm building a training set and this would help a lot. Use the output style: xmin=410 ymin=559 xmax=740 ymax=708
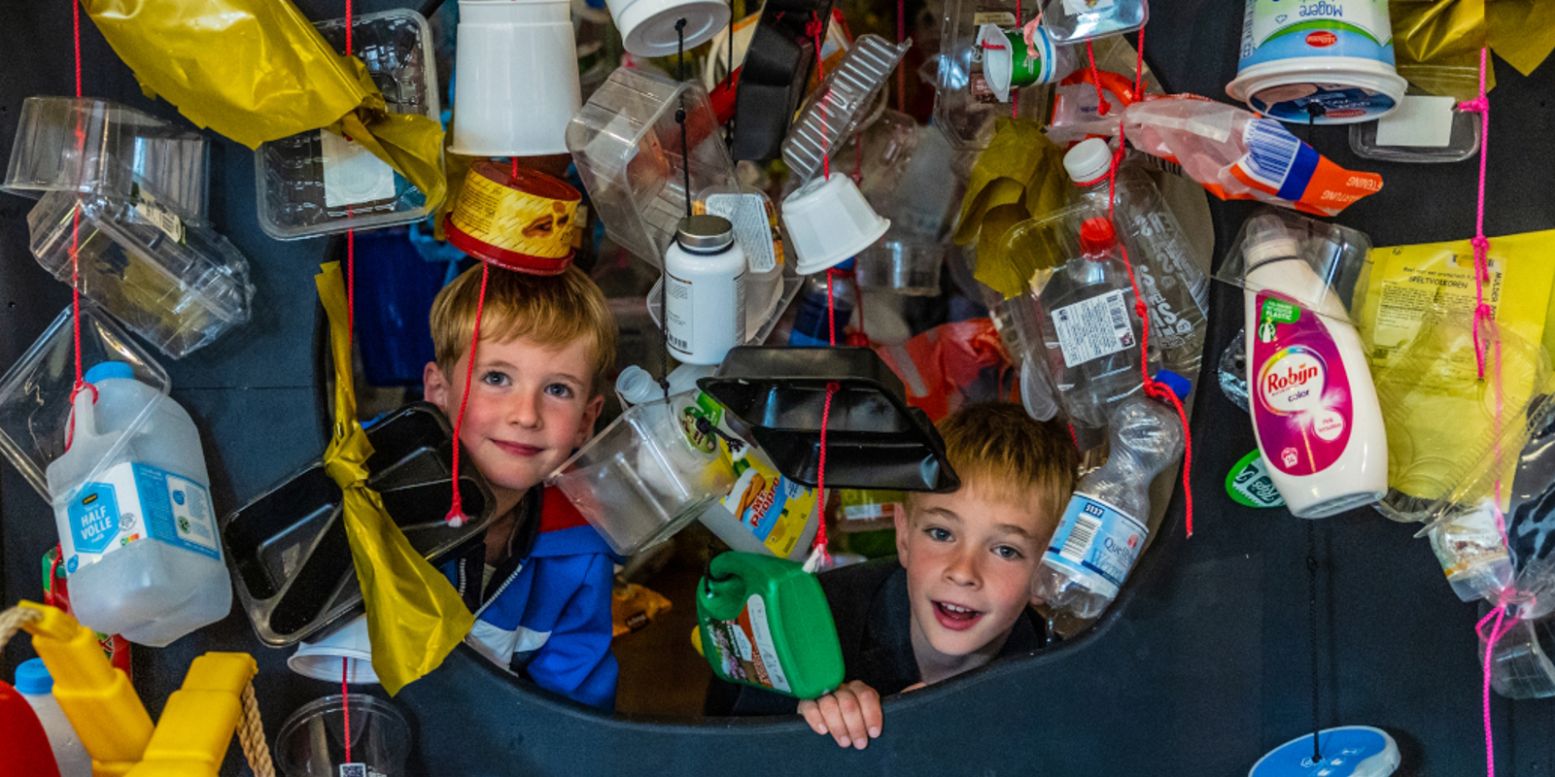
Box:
xmin=706 ymin=557 xmax=1054 ymax=716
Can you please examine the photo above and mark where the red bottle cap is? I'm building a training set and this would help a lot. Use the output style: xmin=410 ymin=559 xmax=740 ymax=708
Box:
xmin=1079 ymin=217 xmax=1117 ymax=255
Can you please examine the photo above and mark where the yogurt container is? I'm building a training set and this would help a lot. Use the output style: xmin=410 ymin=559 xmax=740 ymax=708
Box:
xmin=1227 ymin=0 xmax=1407 ymax=125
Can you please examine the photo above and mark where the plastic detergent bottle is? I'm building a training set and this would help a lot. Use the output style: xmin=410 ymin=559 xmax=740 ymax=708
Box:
xmin=696 ymin=552 xmax=844 ymax=699
xmin=1064 ymin=139 xmax=1210 ymax=376
xmin=1241 ymin=216 xmax=1387 ymax=518
xmin=44 ymin=362 xmax=231 ymax=646
xmin=1035 ymin=217 xmax=1149 ymax=428
xmin=1034 ymin=380 xmax=1186 ymax=619
xmin=14 ymin=659 xmax=91 ymax=777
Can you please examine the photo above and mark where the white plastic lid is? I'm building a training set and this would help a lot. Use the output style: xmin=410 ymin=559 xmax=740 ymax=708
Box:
xmin=782 ymin=174 xmax=891 ymax=275
xmin=1064 ymin=138 xmax=1114 ymax=184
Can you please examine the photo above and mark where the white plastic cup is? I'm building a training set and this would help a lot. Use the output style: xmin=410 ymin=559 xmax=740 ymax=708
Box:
xmin=450 ymin=0 xmax=582 ymax=156
xmin=288 ymin=615 xmax=379 ymax=686
xmin=781 ymin=174 xmax=891 ymax=275
xmin=607 ymin=0 xmax=729 ymax=58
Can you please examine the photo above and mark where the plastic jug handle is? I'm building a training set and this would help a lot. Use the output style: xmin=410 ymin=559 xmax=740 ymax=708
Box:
xmin=66 ymin=386 xmax=98 ymax=449
xmin=698 ymin=566 xmax=749 ymax=622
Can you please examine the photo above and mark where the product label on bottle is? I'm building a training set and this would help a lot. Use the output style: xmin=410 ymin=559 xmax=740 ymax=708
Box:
xmin=1251 ymin=292 xmax=1355 ymax=477
xmin=717 ymin=422 xmax=819 ymax=558
xmin=1226 ymin=450 xmax=1286 ymax=508
xmin=320 ymin=129 xmax=397 ymax=209
xmin=705 ymin=594 xmax=791 ymax=693
xmin=665 ymin=272 xmax=695 ymax=356
xmin=1051 ymin=289 xmax=1136 ymax=368
xmin=1043 ymin=494 xmax=1146 ymax=599
xmin=60 ymin=462 xmax=220 ymax=575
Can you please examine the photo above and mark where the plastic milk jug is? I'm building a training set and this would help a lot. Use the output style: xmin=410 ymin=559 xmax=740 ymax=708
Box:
xmin=1242 ymin=220 xmax=1387 ymax=518
xmin=696 ymin=552 xmax=844 ymax=699
xmin=44 ymin=361 xmax=231 ymax=646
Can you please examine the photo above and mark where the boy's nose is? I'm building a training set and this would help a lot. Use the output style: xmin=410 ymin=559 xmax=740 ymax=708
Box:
xmin=944 ymin=550 xmax=981 ymax=588
xmin=507 ymin=389 xmax=543 ymax=429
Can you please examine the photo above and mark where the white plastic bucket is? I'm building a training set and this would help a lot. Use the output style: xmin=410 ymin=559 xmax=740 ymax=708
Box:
xmin=450 ymin=0 xmax=582 ymax=156
xmin=781 ymin=174 xmax=890 ymax=275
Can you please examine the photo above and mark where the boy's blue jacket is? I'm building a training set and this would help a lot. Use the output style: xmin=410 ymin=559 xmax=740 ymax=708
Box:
xmin=440 ymin=485 xmax=620 ymax=710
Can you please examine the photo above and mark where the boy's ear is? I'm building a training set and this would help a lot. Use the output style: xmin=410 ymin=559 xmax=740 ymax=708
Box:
xmin=574 ymin=393 xmax=606 ymax=447
xmin=423 ymin=361 xmax=450 ymax=412
xmin=893 ymin=507 xmax=912 ymax=563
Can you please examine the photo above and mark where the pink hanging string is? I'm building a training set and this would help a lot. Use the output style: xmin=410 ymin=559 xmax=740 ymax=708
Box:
xmin=67 ymin=0 xmax=92 ymax=414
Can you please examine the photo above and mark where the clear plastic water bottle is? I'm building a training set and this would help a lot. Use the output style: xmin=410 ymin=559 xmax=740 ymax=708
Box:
xmin=1064 ymin=139 xmax=1209 ymax=376
xmin=1034 ymin=378 xmax=1187 ymax=619
xmin=788 ymin=260 xmax=857 ymax=348
xmin=14 ymin=659 xmax=92 ymax=777
xmin=1034 ymin=217 xmax=1149 ymax=428
xmin=44 ymin=361 xmax=230 ymax=646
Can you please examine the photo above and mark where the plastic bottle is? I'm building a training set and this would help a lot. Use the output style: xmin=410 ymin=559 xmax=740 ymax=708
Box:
xmin=44 ymin=361 xmax=231 ymax=646
xmin=664 ymin=214 xmax=746 ymax=366
xmin=1034 ymin=382 xmax=1186 ymax=619
xmin=14 ymin=659 xmax=92 ymax=777
xmin=1063 ymin=139 xmax=1210 ymax=376
xmin=1241 ymin=215 xmax=1387 ymax=518
xmin=696 ymin=552 xmax=844 ymax=699
xmin=615 ymin=363 xmax=717 ymax=409
xmin=1034 ymin=217 xmax=1149 ymax=428
xmin=788 ymin=259 xmax=856 ymax=348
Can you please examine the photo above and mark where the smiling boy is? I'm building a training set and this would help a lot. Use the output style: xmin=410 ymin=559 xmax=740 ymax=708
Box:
xmin=422 ymin=263 xmax=620 ymax=710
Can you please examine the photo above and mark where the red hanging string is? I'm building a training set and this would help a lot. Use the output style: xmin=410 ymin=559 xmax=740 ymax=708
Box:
xmin=341 ymin=0 xmax=355 ymax=747
xmin=341 ymin=657 xmax=352 ymax=762
xmin=895 ymin=0 xmax=907 ymax=110
xmin=807 ymin=12 xmax=830 ymax=180
xmin=1081 ymin=37 xmax=1196 ymax=537
xmin=445 ymin=263 xmax=491 ymax=526
xmin=68 ymin=0 xmax=87 ymax=406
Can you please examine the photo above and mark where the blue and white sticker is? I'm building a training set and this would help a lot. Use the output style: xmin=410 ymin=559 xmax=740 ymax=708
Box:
xmin=1042 ymin=494 xmax=1148 ymax=599
xmin=58 ymin=461 xmax=220 ymax=575
xmin=1249 ymin=726 xmax=1400 ymax=777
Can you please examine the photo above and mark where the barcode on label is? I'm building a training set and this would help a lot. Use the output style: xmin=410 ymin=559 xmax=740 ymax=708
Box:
xmin=1107 ymin=299 xmax=1127 ymax=330
xmin=1052 ymin=289 xmax=1134 ymax=368
xmin=338 ymin=765 xmax=367 ymax=777
xmin=1241 ymin=119 xmax=1300 ymax=191
xmin=1060 ymin=514 xmax=1100 ymax=561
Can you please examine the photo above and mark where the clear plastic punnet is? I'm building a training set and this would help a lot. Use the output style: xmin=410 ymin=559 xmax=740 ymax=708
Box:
xmin=0 ymin=304 xmax=171 ymax=502
xmin=1350 ymin=66 xmax=1483 ymax=164
xmin=1481 ymin=614 xmax=1555 ymax=700
xmin=566 ymin=66 xmax=736 ymax=266
xmin=549 ymin=394 xmax=735 ymax=556
xmin=934 ymin=0 xmax=1053 ymax=150
xmin=781 ymin=35 xmax=912 ymax=186
xmin=254 ymin=8 xmax=440 ymax=240
xmin=27 ymin=191 xmax=254 ymax=359
xmin=3 ymin=96 xmax=209 ymax=219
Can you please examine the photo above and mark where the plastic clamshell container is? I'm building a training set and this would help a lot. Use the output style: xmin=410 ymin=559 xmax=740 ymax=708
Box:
xmin=221 ymin=403 xmax=494 ymax=646
xmin=254 ymin=8 xmax=440 ymax=240
xmin=566 ymin=66 xmax=736 ymax=265
xmin=1212 ymin=207 xmax=1373 ymax=313
xmin=0 ymin=304 xmax=170 ymax=502
xmin=1349 ymin=96 xmax=1482 ymax=163
xmin=27 ymin=191 xmax=254 ymax=359
xmin=696 ymin=347 xmax=959 ymax=492
xmin=276 ymin=694 xmax=411 ymax=777
xmin=549 ymin=396 xmax=735 ymax=556
xmin=780 ymin=35 xmax=911 ymax=186
xmin=3 ymin=96 xmax=210 ymax=218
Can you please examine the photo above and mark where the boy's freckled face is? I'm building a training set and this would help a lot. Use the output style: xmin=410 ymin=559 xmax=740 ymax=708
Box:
xmin=895 ymin=484 xmax=1049 ymax=665
xmin=424 ymin=336 xmax=604 ymax=505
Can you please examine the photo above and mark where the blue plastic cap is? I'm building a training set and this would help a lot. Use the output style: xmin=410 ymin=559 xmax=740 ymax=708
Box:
xmin=836 ymin=258 xmax=857 ymax=272
xmin=14 ymin=658 xmax=52 ymax=694
xmin=84 ymin=361 xmax=134 ymax=384
xmin=1153 ymin=370 xmax=1192 ymax=402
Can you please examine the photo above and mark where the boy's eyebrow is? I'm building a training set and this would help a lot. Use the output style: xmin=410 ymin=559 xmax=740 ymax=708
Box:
xmin=920 ymin=507 xmax=962 ymax=522
xmin=994 ymin=523 xmax=1037 ymax=539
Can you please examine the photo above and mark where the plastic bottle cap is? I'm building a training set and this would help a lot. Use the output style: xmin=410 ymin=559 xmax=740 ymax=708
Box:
xmin=1064 ymin=138 xmax=1114 ymax=184
xmin=14 ymin=658 xmax=52 ymax=695
xmin=675 ymin=214 xmax=735 ymax=252
xmin=1079 ymin=218 xmax=1117 ymax=254
xmin=1153 ymin=370 xmax=1193 ymax=402
xmin=84 ymin=361 xmax=134 ymax=384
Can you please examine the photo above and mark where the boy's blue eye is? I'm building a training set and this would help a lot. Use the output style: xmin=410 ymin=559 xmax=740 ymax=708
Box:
xmin=925 ymin=527 xmax=952 ymax=542
xmin=481 ymin=371 xmax=510 ymax=387
xmin=993 ymin=545 xmax=1023 ymax=560
xmin=545 ymin=383 xmax=575 ymax=399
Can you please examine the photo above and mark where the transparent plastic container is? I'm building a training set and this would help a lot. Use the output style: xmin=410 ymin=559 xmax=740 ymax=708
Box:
xmin=255 ymin=8 xmax=440 ymax=240
xmin=3 ymin=96 xmax=209 ymax=219
xmin=27 ymin=191 xmax=253 ymax=359
xmin=934 ymin=0 xmax=1054 ymax=150
xmin=566 ymin=66 xmax=736 ymax=266
xmin=1350 ymin=94 xmax=1482 ymax=163
xmin=855 ymin=236 xmax=944 ymax=296
xmin=0 ymin=304 xmax=170 ymax=501
xmin=780 ymin=35 xmax=912 ymax=186
xmin=549 ymin=394 xmax=734 ymax=555
xmin=1039 ymin=0 xmax=1148 ymax=44
xmin=1482 ymin=615 xmax=1555 ymax=700
xmin=277 ymin=695 xmax=411 ymax=777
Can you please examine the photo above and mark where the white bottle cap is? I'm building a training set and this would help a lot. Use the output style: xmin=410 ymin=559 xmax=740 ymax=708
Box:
xmin=1063 ymin=138 xmax=1114 ymax=184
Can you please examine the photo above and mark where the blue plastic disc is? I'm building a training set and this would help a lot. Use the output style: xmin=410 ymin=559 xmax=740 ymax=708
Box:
xmin=1249 ymin=726 xmax=1400 ymax=777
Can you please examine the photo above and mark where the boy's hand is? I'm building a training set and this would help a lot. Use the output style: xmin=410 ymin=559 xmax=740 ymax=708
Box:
xmin=798 ymin=680 xmax=882 ymax=750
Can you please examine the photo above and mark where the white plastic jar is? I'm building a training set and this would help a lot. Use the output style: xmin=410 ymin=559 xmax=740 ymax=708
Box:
xmin=663 ymin=215 xmax=746 ymax=366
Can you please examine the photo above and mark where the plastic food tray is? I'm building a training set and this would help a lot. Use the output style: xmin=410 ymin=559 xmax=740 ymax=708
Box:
xmin=781 ymin=35 xmax=911 ymax=185
xmin=222 ymin=403 xmax=493 ymax=646
xmin=696 ymin=347 xmax=959 ymax=491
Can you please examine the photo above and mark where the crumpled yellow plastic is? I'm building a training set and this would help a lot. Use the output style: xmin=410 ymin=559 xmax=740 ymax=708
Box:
xmin=1393 ymin=0 xmax=1555 ymax=97
xmin=82 ymin=0 xmax=446 ymax=210
xmin=952 ymin=119 xmax=1070 ymax=299
xmin=315 ymin=262 xmax=472 ymax=696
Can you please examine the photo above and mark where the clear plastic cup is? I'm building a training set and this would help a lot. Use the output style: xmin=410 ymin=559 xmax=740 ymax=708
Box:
xmin=3 ymin=96 xmax=209 ymax=219
xmin=276 ymin=694 xmax=410 ymax=777
xmin=27 ymin=191 xmax=253 ymax=359
xmin=566 ymin=66 xmax=736 ymax=265
xmin=780 ymin=35 xmax=911 ymax=186
xmin=255 ymin=8 xmax=440 ymax=240
xmin=855 ymin=235 xmax=944 ymax=296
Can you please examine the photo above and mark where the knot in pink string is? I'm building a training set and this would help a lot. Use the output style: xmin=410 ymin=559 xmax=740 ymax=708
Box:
xmin=1470 ymin=234 xmax=1491 ymax=255
xmin=1459 ymin=96 xmax=1490 ymax=115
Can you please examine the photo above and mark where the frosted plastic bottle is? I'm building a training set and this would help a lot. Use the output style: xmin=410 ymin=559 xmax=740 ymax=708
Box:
xmin=14 ymin=659 xmax=92 ymax=777
xmin=1241 ymin=216 xmax=1387 ymax=518
xmin=44 ymin=362 xmax=231 ymax=646
xmin=1034 ymin=384 xmax=1186 ymax=619
xmin=1035 ymin=217 xmax=1149 ymax=428
xmin=1063 ymin=138 xmax=1210 ymax=376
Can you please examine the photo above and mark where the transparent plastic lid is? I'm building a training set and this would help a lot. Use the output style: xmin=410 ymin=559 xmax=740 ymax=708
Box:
xmin=254 ymin=8 xmax=440 ymax=240
xmin=1213 ymin=208 xmax=1374 ymax=316
xmin=3 ymin=96 xmax=210 ymax=221
xmin=28 ymin=191 xmax=254 ymax=359
xmin=0 ymin=304 xmax=171 ymax=501
xmin=781 ymin=35 xmax=912 ymax=186
xmin=566 ymin=66 xmax=735 ymax=266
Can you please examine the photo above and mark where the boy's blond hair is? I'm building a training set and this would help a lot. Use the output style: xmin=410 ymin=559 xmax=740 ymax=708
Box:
xmin=429 ymin=264 xmax=617 ymax=393
xmin=922 ymin=402 xmax=1078 ymax=530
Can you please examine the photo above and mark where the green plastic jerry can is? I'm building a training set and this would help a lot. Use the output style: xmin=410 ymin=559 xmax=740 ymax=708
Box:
xmin=696 ymin=552 xmax=845 ymax=700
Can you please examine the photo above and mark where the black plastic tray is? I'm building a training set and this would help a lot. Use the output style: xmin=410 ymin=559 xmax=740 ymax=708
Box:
xmin=222 ymin=403 xmax=494 ymax=646
xmin=697 ymin=347 xmax=958 ymax=492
